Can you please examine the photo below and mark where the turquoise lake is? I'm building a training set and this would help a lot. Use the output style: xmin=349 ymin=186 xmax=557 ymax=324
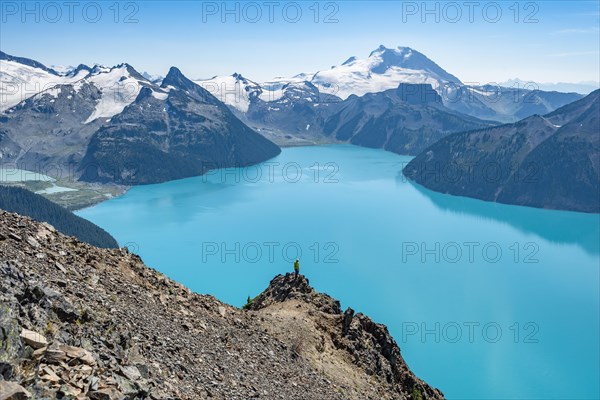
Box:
xmin=78 ymin=145 xmax=600 ymax=400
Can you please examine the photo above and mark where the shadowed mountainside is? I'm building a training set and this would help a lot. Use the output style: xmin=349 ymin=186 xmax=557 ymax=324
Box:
xmin=0 ymin=186 xmax=117 ymax=248
xmin=403 ymin=90 xmax=600 ymax=213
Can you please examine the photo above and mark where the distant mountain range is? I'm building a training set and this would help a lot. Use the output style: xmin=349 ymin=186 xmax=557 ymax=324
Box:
xmin=499 ymin=78 xmax=599 ymax=95
xmin=195 ymin=46 xmax=583 ymax=126
xmin=404 ymin=89 xmax=600 ymax=213
xmin=195 ymin=76 xmax=497 ymax=155
xmin=0 ymin=48 xmax=594 ymax=205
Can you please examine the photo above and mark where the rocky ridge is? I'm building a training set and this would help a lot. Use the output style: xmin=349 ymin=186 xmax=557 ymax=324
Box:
xmin=0 ymin=209 xmax=443 ymax=399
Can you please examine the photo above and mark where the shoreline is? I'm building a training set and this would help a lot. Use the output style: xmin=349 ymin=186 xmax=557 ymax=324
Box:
xmin=0 ymin=180 xmax=130 ymax=212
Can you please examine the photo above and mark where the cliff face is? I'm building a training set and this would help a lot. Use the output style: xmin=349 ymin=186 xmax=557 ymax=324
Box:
xmin=0 ymin=210 xmax=443 ymax=399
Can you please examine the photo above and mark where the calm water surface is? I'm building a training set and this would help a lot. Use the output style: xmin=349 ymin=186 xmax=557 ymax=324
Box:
xmin=78 ymin=145 xmax=600 ymax=400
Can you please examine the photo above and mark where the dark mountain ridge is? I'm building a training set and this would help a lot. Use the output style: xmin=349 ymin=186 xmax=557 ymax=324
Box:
xmin=403 ymin=90 xmax=600 ymax=213
xmin=79 ymin=68 xmax=281 ymax=184
xmin=0 ymin=186 xmax=117 ymax=248
xmin=322 ymin=83 xmax=497 ymax=155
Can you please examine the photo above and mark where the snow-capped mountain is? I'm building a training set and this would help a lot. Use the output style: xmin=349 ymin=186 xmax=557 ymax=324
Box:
xmin=79 ymin=67 xmax=280 ymax=184
xmin=205 ymin=45 xmax=463 ymax=108
xmin=0 ymin=51 xmax=89 ymax=111
xmin=260 ymin=73 xmax=316 ymax=100
xmin=242 ymin=80 xmax=342 ymax=142
xmin=0 ymin=48 xmax=585 ymax=181
xmin=194 ymin=72 xmax=327 ymax=113
xmin=0 ymin=52 xmax=161 ymax=120
xmin=284 ymin=45 xmax=580 ymax=122
xmin=0 ymin=53 xmax=280 ymax=184
xmin=310 ymin=45 xmax=462 ymax=100
xmin=80 ymin=63 xmax=158 ymax=123
xmin=195 ymin=73 xmax=263 ymax=112
xmin=193 ymin=45 xmax=580 ymax=125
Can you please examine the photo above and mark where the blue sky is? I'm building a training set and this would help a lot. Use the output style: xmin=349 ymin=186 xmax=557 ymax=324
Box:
xmin=1 ymin=1 xmax=599 ymax=84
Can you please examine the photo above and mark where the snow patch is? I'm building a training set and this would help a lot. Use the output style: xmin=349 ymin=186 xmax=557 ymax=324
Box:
xmin=152 ymin=90 xmax=168 ymax=100
xmin=84 ymin=65 xmax=147 ymax=123
xmin=0 ymin=60 xmax=85 ymax=111
xmin=195 ymin=74 xmax=262 ymax=112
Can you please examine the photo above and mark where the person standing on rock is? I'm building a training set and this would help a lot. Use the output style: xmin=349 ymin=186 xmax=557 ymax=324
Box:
xmin=294 ymin=259 xmax=300 ymax=278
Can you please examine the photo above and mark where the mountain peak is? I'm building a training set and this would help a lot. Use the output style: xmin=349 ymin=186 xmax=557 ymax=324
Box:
xmin=89 ymin=64 xmax=110 ymax=75
xmin=365 ymin=45 xmax=461 ymax=83
xmin=164 ymin=66 xmax=184 ymax=79
xmin=323 ymin=45 xmax=462 ymax=84
xmin=308 ymin=45 xmax=463 ymax=99
xmin=162 ymin=66 xmax=224 ymax=105
xmin=120 ymin=63 xmax=147 ymax=81
xmin=370 ymin=44 xmax=389 ymax=55
xmin=65 ymin=64 xmax=92 ymax=77
xmin=368 ymin=45 xmax=414 ymax=57
xmin=162 ymin=66 xmax=193 ymax=89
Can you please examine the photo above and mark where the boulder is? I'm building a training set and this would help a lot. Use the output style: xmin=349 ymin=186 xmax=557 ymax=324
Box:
xmin=19 ymin=329 xmax=47 ymax=349
xmin=43 ymin=347 xmax=66 ymax=364
xmin=119 ymin=365 xmax=141 ymax=381
xmin=0 ymin=381 xmax=31 ymax=400
xmin=59 ymin=345 xmax=96 ymax=366
xmin=39 ymin=366 xmax=61 ymax=384
xmin=89 ymin=388 xmax=124 ymax=400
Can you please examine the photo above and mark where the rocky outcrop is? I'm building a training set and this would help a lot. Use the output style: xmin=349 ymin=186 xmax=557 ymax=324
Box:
xmin=247 ymin=273 xmax=342 ymax=315
xmin=0 ymin=210 xmax=443 ymax=399
xmin=248 ymin=274 xmax=444 ymax=400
